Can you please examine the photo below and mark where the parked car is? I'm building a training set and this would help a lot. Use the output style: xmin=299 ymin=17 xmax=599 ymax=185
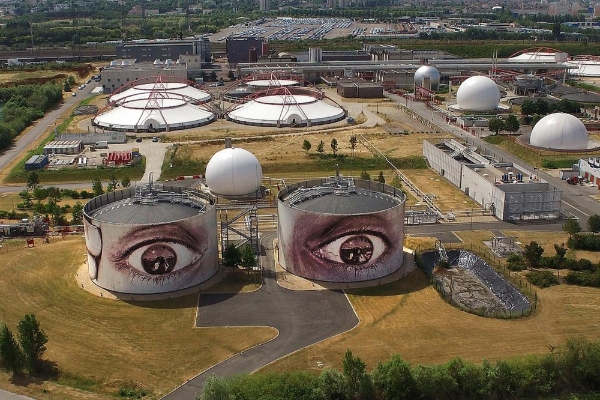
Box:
xmin=135 ymin=138 xmax=142 ymax=143
xmin=152 ymin=137 xmax=159 ymax=142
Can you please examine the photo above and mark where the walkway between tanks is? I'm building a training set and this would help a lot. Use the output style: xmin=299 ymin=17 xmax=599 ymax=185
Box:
xmin=160 ymin=232 xmax=359 ymax=400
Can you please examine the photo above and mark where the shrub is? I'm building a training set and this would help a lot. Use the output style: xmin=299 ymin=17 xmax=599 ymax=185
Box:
xmin=539 ymin=256 xmax=557 ymax=269
xmin=565 ymin=271 xmax=600 ymax=287
xmin=526 ymin=271 xmax=559 ymax=288
xmin=568 ymin=234 xmax=600 ymax=251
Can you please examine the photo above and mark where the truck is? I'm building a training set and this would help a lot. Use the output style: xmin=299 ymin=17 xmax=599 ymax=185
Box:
xmin=95 ymin=141 xmax=108 ymax=149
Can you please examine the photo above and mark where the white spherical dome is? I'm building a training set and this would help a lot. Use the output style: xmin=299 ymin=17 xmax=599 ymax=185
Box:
xmin=414 ymin=66 xmax=440 ymax=90
xmin=456 ymin=76 xmax=501 ymax=111
xmin=530 ymin=113 xmax=589 ymax=150
xmin=205 ymin=148 xmax=263 ymax=196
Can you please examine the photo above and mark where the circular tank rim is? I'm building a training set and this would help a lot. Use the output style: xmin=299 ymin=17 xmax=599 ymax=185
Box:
xmin=278 ymin=178 xmax=406 ymax=216
xmin=83 ymin=186 xmax=215 ymax=226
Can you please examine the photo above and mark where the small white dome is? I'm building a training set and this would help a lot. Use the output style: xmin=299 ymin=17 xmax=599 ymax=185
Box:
xmin=205 ymin=148 xmax=262 ymax=196
xmin=530 ymin=113 xmax=589 ymax=150
xmin=456 ymin=76 xmax=501 ymax=111
xmin=414 ymin=66 xmax=440 ymax=90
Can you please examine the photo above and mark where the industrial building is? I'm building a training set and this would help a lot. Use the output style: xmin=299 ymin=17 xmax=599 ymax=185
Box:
xmin=278 ymin=174 xmax=406 ymax=282
xmin=100 ymin=60 xmax=188 ymax=94
xmin=83 ymin=182 xmax=218 ymax=295
xmin=226 ymin=86 xmax=346 ymax=127
xmin=336 ymin=81 xmax=383 ymax=98
xmin=43 ymin=140 xmax=84 ymax=155
xmin=115 ymin=38 xmax=211 ymax=65
xmin=226 ymin=37 xmax=265 ymax=65
xmin=94 ymin=78 xmax=215 ymax=132
xmin=423 ymin=139 xmax=562 ymax=221
xmin=24 ymin=155 xmax=49 ymax=171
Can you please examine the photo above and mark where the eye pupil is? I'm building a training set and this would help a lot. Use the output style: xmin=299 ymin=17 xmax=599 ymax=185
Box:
xmin=141 ymin=244 xmax=177 ymax=274
xmin=339 ymin=235 xmax=373 ymax=265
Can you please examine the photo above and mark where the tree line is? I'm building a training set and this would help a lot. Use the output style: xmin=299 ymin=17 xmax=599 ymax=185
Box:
xmin=201 ymin=339 xmax=600 ymax=400
xmin=0 ymin=83 xmax=63 ymax=151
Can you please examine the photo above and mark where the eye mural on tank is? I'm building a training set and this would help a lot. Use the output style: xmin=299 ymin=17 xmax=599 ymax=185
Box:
xmin=109 ymin=226 xmax=207 ymax=285
xmin=308 ymin=221 xmax=392 ymax=277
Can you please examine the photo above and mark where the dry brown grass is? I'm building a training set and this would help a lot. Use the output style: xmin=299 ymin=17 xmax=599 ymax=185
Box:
xmin=401 ymin=169 xmax=479 ymax=211
xmin=0 ymin=237 xmax=275 ymax=400
xmin=263 ymin=258 xmax=600 ymax=375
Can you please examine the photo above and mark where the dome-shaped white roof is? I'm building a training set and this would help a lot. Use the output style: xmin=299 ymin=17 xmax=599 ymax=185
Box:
xmin=456 ymin=76 xmax=501 ymax=111
xmin=414 ymin=65 xmax=440 ymax=89
xmin=205 ymin=148 xmax=263 ymax=196
xmin=530 ymin=113 xmax=589 ymax=150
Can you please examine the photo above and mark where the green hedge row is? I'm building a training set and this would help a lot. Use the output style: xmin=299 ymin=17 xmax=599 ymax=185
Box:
xmin=200 ymin=339 xmax=600 ymax=400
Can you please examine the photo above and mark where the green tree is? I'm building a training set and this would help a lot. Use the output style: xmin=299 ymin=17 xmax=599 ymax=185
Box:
xmin=330 ymin=138 xmax=338 ymax=155
xmin=26 ymin=172 xmax=39 ymax=191
xmin=587 ymin=214 xmax=600 ymax=234
xmin=200 ymin=375 xmax=232 ymax=400
xmin=46 ymin=186 xmax=61 ymax=203
xmin=554 ymin=243 xmax=567 ymax=269
xmin=222 ymin=244 xmax=242 ymax=270
xmin=240 ymin=246 xmax=257 ymax=275
xmin=121 ymin=176 xmax=131 ymax=188
xmin=319 ymin=368 xmax=347 ymax=400
xmin=71 ymin=202 xmax=84 ymax=225
xmin=107 ymin=173 xmax=119 ymax=192
xmin=0 ymin=323 xmax=22 ymax=374
xmin=92 ymin=178 xmax=104 ymax=197
xmin=33 ymin=187 xmax=46 ymax=202
xmin=488 ymin=117 xmax=505 ymax=135
xmin=563 ymin=218 xmax=581 ymax=238
xmin=17 ymin=314 xmax=48 ymax=374
xmin=377 ymin=171 xmax=385 ymax=183
xmin=343 ymin=350 xmax=371 ymax=399
xmin=68 ymin=76 xmax=76 ymax=86
xmin=360 ymin=170 xmax=371 ymax=180
xmin=372 ymin=355 xmax=415 ymax=400
xmin=520 ymin=99 xmax=536 ymax=116
xmin=302 ymin=139 xmax=311 ymax=154
xmin=504 ymin=114 xmax=520 ymax=134
xmin=390 ymin=175 xmax=403 ymax=189
xmin=63 ymin=80 xmax=71 ymax=92
xmin=349 ymin=135 xmax=357 ymax=157
xmin=523 ymin=241 xmax=544 ymax=268
xmin=535 ymin=98 xmax=550 ymax=115
xmin=317 ymin=140 xmax=325 ymax=154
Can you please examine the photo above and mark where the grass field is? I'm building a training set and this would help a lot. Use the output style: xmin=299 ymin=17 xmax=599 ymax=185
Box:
xmin=262 ymin=255 xmax=600 ymax=375
xmin=0 ymin=237 xmax=276 ymax=400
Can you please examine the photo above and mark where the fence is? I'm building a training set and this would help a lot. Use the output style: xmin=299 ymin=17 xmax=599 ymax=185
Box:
xmin=414 ymin=243 xmax=537 ymax=319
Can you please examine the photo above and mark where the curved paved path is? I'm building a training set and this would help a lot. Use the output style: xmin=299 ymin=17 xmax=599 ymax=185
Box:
xmin=161 ymin=233 xmax=359 ymax=400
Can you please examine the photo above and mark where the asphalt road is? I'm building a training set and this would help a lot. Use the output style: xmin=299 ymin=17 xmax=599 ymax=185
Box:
xmin=0 ymin=389 xmax=36 ymax=400
xmin=0 ymin=83 xmax=98 ymax=175
xmin=161 ymin=232 xmax=359 ymax=400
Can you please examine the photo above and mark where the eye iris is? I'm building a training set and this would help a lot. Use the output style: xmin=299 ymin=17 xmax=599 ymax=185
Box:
xmin=339 ymin=235 xmax=373 ymax=265
xmin=141 ymin=244 xmax=177 ymax=274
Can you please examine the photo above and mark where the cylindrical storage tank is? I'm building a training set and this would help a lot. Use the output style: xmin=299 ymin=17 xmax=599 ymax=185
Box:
xmin=309 ymin=47 xmax=322 ymax=63
xmin=278 ymin=178 xmax=405 ymax=282
xmin=83 ymin=186 xmax=218 ymax=295
xmin=249 ymin=47 xmax=258 ymax=63
xmin=205 ymin=147 xmax=263 ymax=197
xmin=414 ymin=65 xmax=440 ymax=90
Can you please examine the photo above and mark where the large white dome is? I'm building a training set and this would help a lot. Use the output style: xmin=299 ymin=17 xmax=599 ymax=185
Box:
xmin=529 ymin=113 xmax=589 ymax=150
xmin=205 ymin=148 xmax=263 ymax=196
xmin=414 ymin=66 xmax=440 ymax=90
xmin=456 ymin=76 xmax=501 ymax=111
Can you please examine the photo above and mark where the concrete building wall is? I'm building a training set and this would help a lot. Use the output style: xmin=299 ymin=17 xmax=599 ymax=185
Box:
xmin=116 ymin=42 xmax=194 ymax=62
xmin=423 ymin=141 xmax=462 ymax=187
xmin=226 ymin=38 xmax=263 ymax=66
xmin=501 ymin=183 xmax=562 ymax=220
xmin=101 ymin=66 xmax=187 ymax=93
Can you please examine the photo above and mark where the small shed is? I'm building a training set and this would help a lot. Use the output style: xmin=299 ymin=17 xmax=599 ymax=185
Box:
xmin=43 ymin=140 xmax=83 ymax=155
xmin=25 ymin=155 xmax=49 ymax=170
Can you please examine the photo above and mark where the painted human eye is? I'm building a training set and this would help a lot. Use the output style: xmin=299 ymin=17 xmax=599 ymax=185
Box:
xmin=126 ymin=242 xmax=201 ymax=275
xmin=314 ymin=233 xmax=387 ymax=266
